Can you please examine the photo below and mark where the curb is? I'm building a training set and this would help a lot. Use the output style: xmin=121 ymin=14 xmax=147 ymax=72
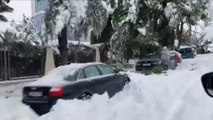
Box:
xmin=0 ymin=78 xmax=39 ymax=86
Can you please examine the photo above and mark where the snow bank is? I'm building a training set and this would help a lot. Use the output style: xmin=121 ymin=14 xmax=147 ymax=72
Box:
xmin=0 ymin=97 xmax=38 ymax=120
xmin=0 ymin=82 xmax=38 ymax=120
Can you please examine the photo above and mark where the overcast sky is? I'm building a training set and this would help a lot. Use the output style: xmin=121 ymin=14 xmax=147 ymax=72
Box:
xmin=0 ymin=0 xmax=31 ymax=31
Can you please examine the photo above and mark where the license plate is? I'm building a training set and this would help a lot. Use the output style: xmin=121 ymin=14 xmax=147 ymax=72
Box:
xmin=28 ymin=91 xmax=43 ymax=97
xmin=143 ymin=63 xmax=151 ymax=66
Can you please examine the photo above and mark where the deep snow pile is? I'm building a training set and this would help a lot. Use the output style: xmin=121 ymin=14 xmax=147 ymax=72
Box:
xmin=0 ymin=83 xmax=38 ymax=120
xmin=1 ymin=54 xmax=213 ymax=120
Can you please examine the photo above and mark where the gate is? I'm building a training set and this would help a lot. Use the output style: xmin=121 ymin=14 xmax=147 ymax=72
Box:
xmin=0 ymin=47 xmax=10 ymax=80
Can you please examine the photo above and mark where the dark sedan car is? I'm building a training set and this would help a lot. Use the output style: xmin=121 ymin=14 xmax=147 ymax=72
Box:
xmin=135 ymin=52 xmax=177 ymax=72
xmin=22 ymin=63 xmax=130 ymax=115
xmin=179 ymin=47 xmax=196 ymax=59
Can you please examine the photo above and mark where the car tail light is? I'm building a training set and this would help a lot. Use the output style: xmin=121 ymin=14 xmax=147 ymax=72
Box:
xmin=49 ymin=86 xmax=64 ymax=97
xmin=153 ymin=61 xmax=161 ymax=65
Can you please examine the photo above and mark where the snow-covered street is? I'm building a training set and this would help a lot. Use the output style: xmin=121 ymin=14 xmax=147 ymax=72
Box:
xmin=1 ymin=54 xmax=213 ymax=120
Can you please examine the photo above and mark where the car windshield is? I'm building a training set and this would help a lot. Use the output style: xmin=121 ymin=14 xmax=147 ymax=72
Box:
xmin=180 ymin=48 xmax=192 ymax=54
xmin=2 ymin=0 xmax=213 ymax=120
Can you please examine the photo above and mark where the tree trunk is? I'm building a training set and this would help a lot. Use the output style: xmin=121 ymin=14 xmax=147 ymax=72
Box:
xmin=176 ymin=21 xmax=184 ymax=47
xmin=58 ymin=26 xmax=68 ymax=65
xmin=189 ymin=24 xmax=192 ymax=44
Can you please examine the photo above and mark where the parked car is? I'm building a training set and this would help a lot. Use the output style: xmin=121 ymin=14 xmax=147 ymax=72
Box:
xmin=179 ymin=47 xmax=196 ymax=59
xmin=135 ymin=52 xmax=177 ymax=72
xmin=166 ymin=50 xmax=182 ymax=63
xmin=201 ymin=72 xmax=213 ymax=98
xmin=22 ymin=63 xmax=130 ymax=115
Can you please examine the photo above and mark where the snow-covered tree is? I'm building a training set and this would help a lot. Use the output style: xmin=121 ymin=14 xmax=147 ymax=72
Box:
xmin=4 ymin=15 xmax=39 ymax=45
xmin=164 ymin=0 xmax=209 ymax=46
xmin=43 ymin=0 xmax=210 ymax=65
xmin=0 ymin=0 xmax=13 ymax=22
xmin=44 ymin=0 xmax=88 ymax=65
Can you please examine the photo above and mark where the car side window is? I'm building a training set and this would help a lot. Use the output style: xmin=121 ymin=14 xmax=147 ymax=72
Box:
xmin=97 ymin=65 xmax=114 ymax=75
xmin=78 ymin=70 xmax=86 ymax=79
xmin=84 ymin=66 xmax=101 ymax=78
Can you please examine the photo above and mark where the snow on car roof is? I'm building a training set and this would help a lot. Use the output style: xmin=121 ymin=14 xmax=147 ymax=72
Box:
xmin=179 ymin=46 xmax=193 ymax=49
xmin=30 ymin=62 xmax=104 ymax=86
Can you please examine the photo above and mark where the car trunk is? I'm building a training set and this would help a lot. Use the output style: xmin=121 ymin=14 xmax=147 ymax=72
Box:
xmin=23 ymin=86 xmax=51 ymax=104
xmin=136 ymin=60 xmax=161 ymax=71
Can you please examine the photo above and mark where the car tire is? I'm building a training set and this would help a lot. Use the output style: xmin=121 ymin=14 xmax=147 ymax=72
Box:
xmin=163 ymin=65 xmax=168 ymax=70
xmin=78 ymin=92 xmax=92 ymax=100
xmin=125 ymin=77 xmax=131 ymax=85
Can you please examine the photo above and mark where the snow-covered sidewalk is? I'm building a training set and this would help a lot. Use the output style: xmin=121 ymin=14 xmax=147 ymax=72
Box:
xmin=1 ymin=54 xmax=213 ymax=120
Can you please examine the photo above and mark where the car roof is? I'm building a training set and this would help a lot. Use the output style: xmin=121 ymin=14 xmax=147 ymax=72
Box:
xmin=30 ymin=62 xmax=106 ymax=86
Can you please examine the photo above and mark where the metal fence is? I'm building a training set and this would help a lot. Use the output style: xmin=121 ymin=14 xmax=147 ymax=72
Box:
xmin=0 ymin=46 xmax=43 ymax=81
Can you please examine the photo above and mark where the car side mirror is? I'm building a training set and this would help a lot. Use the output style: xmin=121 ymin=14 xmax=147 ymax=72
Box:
xmin=201 ymin=72 xmax=213 ymax=98
xmin=114 ymin=69 xmax=120 ymax=74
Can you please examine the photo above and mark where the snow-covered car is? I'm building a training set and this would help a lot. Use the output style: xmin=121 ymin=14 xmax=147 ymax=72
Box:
xmin=135 ymin=52 xmax=176 ymax=72
xmin=166 ymin=50 xmax=182 ymax=63
xmin=201 ymin=72 xmax=213 ymax=98
xmin=22 ymin=63 xmax=130 ymax=115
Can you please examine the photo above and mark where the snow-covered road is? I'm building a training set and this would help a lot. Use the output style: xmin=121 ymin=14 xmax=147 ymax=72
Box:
xmin=1 ymin=54 xmax=213 ymax=120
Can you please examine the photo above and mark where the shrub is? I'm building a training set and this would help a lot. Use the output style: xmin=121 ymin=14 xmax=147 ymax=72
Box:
xmin=197 ymin=47 xmax=205 ymax=54
xmin=143 ymin=70 xmax=152 ymax=75
xmin=151 ymin=66 xmax=164 ymax=74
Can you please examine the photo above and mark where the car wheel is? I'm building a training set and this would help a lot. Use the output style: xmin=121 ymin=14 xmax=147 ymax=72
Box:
xmin=78 ymin=92 xmax=92 ymax=100
xmin=125 ymin=77 xmax=131 ymax=84
xmin=163 ymin=65 xmax=168 ymax=70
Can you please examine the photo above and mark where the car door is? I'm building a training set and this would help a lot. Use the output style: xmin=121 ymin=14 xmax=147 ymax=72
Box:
xmin=81 ymin=65 xmax=107 ymax=95
xmin=96 ymin=65 xmax=125 ymax=97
